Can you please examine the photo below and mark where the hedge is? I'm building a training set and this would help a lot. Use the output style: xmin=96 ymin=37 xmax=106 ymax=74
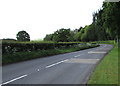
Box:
xmin=2 ymin=42 xmax=79 ymax=54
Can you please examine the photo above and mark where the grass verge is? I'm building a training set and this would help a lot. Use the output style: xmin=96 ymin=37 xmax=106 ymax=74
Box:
xmin=87 ymin=45 xmax=118 ymax=84
xmin=2 ymin=44 xmax=99 ymax=65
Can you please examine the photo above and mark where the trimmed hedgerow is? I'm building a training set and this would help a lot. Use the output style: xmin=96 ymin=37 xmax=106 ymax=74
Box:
xmin=2 ymin=42 xmax=79 ymax=54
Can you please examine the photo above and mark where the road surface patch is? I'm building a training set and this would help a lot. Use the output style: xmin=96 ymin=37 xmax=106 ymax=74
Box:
xmin=88 ymin=51 xmax=106 ymax=54
xmin=46 ymin=54 xmax=85 ymax=68
xmin=64 ymin=58 xmax=99 ymax=64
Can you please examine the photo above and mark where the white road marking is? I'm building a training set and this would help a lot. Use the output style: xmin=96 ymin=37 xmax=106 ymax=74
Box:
xmin=45 ymin=59 xmax=68 ymax=68
xmin=74 ymin=54 xmax=84 ymax=57
xmin=1 ymin=74 xmax=27 ymax=85
xmin=37 ymin=69 xmax=40 ymax=71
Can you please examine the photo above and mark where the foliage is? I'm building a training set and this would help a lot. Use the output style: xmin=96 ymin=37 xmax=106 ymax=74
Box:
xmin=44 ymin=34 xmax=53 ymax=41
xmin=2 ymin=41 xmax=82 ymax=54
xmin=73 ymin=2 xmax=119 ymax=42
xmin=16 ymin=30 xmax=30 ymax=41
xmin=2 ymin=43 xmax=99 ymax=65
xmin=81 ymin=33 xmax=88 ymax=42
xmin=103 ymin=2 xmax=120 ymax=39
xmin=74 ymin=32 xmax=82 ymax=41
xmin=44 ymin=28 xmax=77 ymax=42
xmin=94 ymin=2 xmax=120 ymax=41
xmin=74 ymin=24 xmax=97 ymax=42
xmin=52 ymin=28 xmax=71 ymax=42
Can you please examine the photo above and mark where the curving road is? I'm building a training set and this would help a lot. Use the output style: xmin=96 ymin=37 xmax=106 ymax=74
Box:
xmin=1 ymin=44 xmax=113 ymax=85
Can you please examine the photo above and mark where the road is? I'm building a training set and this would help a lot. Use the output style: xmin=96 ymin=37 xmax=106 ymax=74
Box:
xmin=1 ymin=44 xmax=113 ymax=85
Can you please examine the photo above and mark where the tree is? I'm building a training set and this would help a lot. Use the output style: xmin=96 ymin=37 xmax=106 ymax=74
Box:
xmin=52 ymin=28 xmax=71 ymax=42
xmin=74 ymin=31 xmax=82 ymax=41
xmin=81 ymin=33 xmax=88 ymax=42
xmin=67 ymin=31 xmax=75 ymax=42
xmin=16 ymin=30 xmax=30 ymax=41
xmin=103 ymin=2 xmax=120 ymax=39
xmin=94 ymin=2 xmax=120 ymax=41
xmin=85 ymin=24 xmax=97 ymax=41
xmin=44 ymin=34 xmax=53 ymax=41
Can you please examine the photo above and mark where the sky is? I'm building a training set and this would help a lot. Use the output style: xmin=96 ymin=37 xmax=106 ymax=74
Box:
xmin=0 ymin=0 xmax=105 ymax=40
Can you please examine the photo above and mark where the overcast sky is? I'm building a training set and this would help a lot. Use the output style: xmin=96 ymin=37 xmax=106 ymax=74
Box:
xmin=0 ymin=0 xmax=104 ymax=40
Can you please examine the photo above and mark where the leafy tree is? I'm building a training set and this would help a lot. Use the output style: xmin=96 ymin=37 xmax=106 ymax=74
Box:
xmin=96 ymin=9 xmax=108 ymax=40
xmin=52 ymin=28 xmax=71 ymax=42
xmin=94 ymin=2 xmax=120 ymax=41
xmin=74 ymin=31 xmax=82 ymax=41
xmin=44 ymin=28 xmax=76 ymax=42
xmin=78 ymin=27 xmax=83 ymax=32
xmin=81 ymin=33 xmax=88 ymax=42
xmin=44 ymin=34 xmax=53 ymax=41
xmin=103 ymin=2 xmax=120 ymax=39
xmin=76 ymin=24 xmax=97 ymax=42
xmin=67 ymin=31 xmax=75 ymax=41
xmin=86 ymin=24 xmax=97 ymax=41
xmin=16 ymin=30 xmax=30 ymax=41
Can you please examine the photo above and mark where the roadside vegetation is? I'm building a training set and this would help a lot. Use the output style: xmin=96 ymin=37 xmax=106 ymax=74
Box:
xmin=87 ymin=41 xmax=118 ymax=84
xmin=2 ymin=41 xmax=99 ymax=65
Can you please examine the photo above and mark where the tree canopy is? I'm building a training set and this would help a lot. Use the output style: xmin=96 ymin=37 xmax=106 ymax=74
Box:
xmin=16 ymin=30 xmax=30 ymax=41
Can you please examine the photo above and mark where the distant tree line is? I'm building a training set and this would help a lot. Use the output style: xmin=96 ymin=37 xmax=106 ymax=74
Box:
xmin=43 ymin=25 xmax=97 ymax=42
xmin=44 ymin=2 xmax=120 ymax=42
xmin=2 ymin=38 xmax=17 ymax=41
xmin=44 ymin=28 xmax=76 ymax=42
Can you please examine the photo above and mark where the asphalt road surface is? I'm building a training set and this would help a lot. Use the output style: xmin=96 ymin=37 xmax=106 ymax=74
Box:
xmin=1 ymin=44 xmax=113 ymax=85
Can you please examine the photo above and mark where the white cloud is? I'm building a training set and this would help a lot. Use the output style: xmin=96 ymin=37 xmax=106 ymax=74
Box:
xmin=0 ymin=0 xmax=104 ymax=40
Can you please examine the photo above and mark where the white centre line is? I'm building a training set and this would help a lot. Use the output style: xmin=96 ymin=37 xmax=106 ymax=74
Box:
xmin=1 ymin=74 xmax=27 ymax=85
xmin=74 ymin=54 xmax=84 ymax=57
xmin=45 ymin=59 xmax=68 ymax=68
xmin=37 ymin=69 xmax=40 ymax=71
xmin=46 ymin=54 xmax=85 ymax=68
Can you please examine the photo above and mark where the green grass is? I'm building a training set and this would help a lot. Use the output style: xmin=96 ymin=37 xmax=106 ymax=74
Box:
xmin=87 ymin=45 xmax=118 ymax=84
